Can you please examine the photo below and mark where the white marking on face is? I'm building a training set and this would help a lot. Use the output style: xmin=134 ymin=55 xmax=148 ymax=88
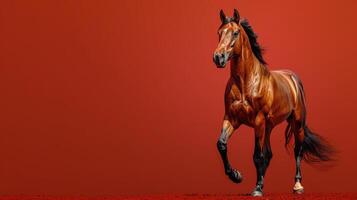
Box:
xmin=218 ymin=26 xmax=237 ymax=53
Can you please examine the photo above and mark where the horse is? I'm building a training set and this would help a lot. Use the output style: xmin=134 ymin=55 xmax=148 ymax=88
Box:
xmin=213 ymin=9 xmax=334 ymax=196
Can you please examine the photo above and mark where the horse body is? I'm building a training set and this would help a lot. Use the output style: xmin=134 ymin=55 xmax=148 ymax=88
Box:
xmin=213 ymin=9 xmax=334 ymax=197
xmin=225 ymin=57 xmax=301 ymax=129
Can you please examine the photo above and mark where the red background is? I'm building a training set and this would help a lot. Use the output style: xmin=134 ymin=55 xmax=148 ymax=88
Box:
xmin=0 ymin=0 xmax=357 ymax=196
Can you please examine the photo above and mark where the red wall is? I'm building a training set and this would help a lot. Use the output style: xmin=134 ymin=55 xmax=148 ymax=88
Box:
xmin=0 ymin=0 xmax=356 ymax=195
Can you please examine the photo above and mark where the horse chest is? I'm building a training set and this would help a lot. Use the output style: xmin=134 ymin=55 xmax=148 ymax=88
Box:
xmin=226 ymin=81 xmax=265 ymax=124
xmin=229 ymin=99 xmax=256 ymax=123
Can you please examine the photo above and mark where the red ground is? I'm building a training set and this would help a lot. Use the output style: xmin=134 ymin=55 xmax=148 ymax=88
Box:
xmin=0 ymin=194 xmax=356 ymax=200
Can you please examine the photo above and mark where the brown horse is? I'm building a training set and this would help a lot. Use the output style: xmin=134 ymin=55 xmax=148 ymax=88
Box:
xmin=213 ymin=9 xmax=334 ymax=196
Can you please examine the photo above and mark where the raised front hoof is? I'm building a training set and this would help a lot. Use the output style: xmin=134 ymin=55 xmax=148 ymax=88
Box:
xmin=226 ymin=168 xmax=243 ymax=183
xmin=293 ymin=188 xmax=304 ymax=194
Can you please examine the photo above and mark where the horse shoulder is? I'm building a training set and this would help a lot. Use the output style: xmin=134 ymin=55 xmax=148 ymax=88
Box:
xmin=249 ymin=73 xmax=274 ymax=113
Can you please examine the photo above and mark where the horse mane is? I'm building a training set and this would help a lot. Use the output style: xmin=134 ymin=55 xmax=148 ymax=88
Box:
xmin=240 ymin=19 xmax=267 ymax=65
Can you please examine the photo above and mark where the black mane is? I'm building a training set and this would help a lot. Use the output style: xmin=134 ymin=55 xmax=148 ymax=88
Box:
xmin=240 ymin=19 xmax=266 ymax=65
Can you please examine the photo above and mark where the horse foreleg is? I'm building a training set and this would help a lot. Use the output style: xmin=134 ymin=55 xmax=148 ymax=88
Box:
xmin=216 ymin=119 xmax=242 ymax=183
xmin=252 ymin=112 xmax=273 ymax=197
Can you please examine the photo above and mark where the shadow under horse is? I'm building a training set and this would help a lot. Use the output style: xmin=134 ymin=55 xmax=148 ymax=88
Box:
xmin=213 ymin=9 xmax=335 ymax=197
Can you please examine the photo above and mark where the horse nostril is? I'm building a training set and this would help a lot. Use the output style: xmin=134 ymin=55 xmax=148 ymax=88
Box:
xmin=214 ymin=54 xmax=220 ymax=61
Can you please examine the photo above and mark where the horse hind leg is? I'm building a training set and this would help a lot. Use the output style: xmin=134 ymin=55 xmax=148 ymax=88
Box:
xmin=293 ymin=130 xmax=305 ymax=194
xmin=291 ymin=117 xmax=305 ymax=194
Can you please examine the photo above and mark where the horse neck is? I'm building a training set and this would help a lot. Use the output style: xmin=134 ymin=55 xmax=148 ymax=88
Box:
xmin=230 ymin=41 xmax=268 ymax=94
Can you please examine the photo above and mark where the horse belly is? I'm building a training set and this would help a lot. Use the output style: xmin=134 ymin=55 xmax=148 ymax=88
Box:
xmin=269 ymin=89 xmax=294 ymax=124
xmin=268 ymin=106 xmax=292 ymax=125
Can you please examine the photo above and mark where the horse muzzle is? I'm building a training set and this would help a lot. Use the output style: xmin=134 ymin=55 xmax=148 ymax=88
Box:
xmin=213 ymin=52 xmax=228 ymax=68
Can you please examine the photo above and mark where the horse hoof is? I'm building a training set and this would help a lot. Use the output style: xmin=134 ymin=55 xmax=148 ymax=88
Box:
xmin=251 ymin=190 xmax=263 ymax=197
xmin=251 ymin=185 xmax=263 ymax=197
xmin=293 ymin=188 xmax=304 ymax=194
xmin=293 ymin=182 xmax=304 ymax=194
xmin=227 ymin=168 xmax=243 ymax=183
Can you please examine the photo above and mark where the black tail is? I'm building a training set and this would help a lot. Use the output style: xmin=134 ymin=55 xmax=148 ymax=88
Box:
xmin=301 ymin=126 xmax=335 ymax=163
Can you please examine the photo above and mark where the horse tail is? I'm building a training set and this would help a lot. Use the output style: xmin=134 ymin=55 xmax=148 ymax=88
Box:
xmin=286 ymin=75 xmax=335 ymax=163
xmin=301 ymin=126 xmax=335 ymax=163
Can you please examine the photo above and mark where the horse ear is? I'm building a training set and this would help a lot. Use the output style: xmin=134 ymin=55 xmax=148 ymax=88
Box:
xmin=220 ymin=9 xmax=226 ymax=23
xmin=233 ymin=9 xmax=240 ymax=23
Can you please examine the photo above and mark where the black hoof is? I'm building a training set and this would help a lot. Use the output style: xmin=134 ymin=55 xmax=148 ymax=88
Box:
xmin=251 ymin=186 xmax=263 ymax=197
xmin=226 ymin=168 xmax=243 ymax=183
